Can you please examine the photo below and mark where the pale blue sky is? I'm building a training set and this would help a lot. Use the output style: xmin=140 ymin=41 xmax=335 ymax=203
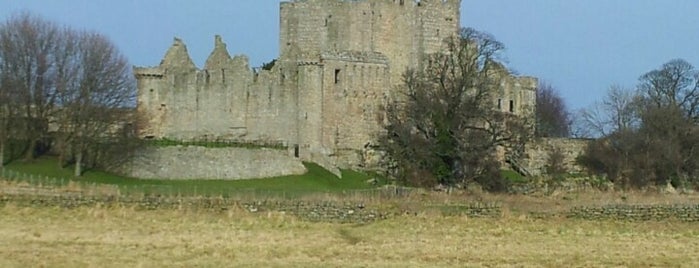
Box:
xmin=2 ymin=0 xmax=698 ymax=111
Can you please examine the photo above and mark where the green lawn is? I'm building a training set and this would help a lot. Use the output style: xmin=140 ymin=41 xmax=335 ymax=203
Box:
xmin=501 ymin=169 xmax=527 ymax=183
xmin=2 ymin=156 xmax=385 ymax=197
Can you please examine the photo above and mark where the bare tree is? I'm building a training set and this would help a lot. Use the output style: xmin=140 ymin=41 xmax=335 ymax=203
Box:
xmin=578 ymin=59 xmax=699 ymax=188
xmin=578 ymin=85 xmax=639 ymax=137
xmin=380 ymin=28 xmax=531 ymax=191
xmin=0 ymin=50 xmax=8 ymax=167
xmin=638 ymin=59 xmax=699 ymax=121
xmin=56 ymin=32 xmax=136 ymax=176
xmin=1 ymin=12 xmax=138 ymax=176
xmin=535 ymin=82 xmax=571 ymax=137
xmin=0 ymin=13 xmax=62 ymax=160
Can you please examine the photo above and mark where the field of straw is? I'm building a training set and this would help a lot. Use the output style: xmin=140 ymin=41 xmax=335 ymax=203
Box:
xmin=2 ymin=194 xmax=699 ymax=267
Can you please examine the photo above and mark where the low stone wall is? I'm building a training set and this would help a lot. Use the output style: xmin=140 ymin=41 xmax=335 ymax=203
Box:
xmin=520 ymin=138 xmax=591 ymax=176
xmin=0 ymin=194 xmax=501 ymax=224
xmin=125 ymin=146 xmax=307 ymax=180
xmin=508 ymin=177 xmax=614 ymax=195
xmin=8 ymin=192 xmax=699 ymax=222
xmin=569 ymin=205 xmax=699 ymax=222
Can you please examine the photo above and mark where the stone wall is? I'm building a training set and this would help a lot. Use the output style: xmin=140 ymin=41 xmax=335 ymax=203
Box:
xmin=569 ymin=205 xmax=699 ymax=222
xmin=135 ymin=37 xmax=296 ymax=144
xmin=126 ymin=146 xmax=307 ymax=180
xmin=520 ymin=138 xmax=591 ymax=176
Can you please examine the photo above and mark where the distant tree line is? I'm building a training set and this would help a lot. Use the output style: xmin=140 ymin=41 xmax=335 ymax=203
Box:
xmin=0 ymin=12 xmax=139 ymax=176
xmin=577 ymin=59 xmax=699 ymax=188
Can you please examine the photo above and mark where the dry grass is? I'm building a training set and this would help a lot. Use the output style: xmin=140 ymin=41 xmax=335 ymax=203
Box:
xmin=0 ymin=180 xmax=120 ymax=197
xmin=1 ymin=203 xmax=698 ymax=267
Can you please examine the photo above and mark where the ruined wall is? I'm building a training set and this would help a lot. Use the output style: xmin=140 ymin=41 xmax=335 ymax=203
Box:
xmin=135 ymin=37 xmax=298 ymax=144
xmin=135 ymin=37 xmax=251 ymax=140
xmin=520 ymin=138 xmax=591 ymax=176
xmin=127 ymin=146 xmax=307 ymax=180
xmin=489 ymin=64 xmax=537 ymax=117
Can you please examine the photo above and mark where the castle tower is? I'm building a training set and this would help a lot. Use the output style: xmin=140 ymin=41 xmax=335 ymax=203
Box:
xmin=279 ymin=0 xmax=461 ymax=84
xmin=278 ymin=0 xmax=461 ymax=168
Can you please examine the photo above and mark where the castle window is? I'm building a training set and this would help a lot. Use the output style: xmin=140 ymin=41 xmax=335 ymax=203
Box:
xmin=497 ymin=98 xmax=502 ymax=110
xmin=509 ymin=100 xmax=515 ymax=113
xmin=294 ymin=144 xmax=299 ymax=158
xmin=334 ymin=69 xmax=341 ymax=84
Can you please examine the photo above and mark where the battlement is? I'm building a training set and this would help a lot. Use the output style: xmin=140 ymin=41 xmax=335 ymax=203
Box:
xmin=133 ymin=67 xmax=164 ymax=78
xmin=320 ymin=51 xmax=389 ymax=65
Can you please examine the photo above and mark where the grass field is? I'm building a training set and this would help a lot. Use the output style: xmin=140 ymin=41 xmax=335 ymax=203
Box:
xmin=3 ymin=157 xmax=699 ymax=266
xmin=2 ymin=156 xmax=383 ymax=197
xmin=1 ymin=203 xmax=698 ymax=267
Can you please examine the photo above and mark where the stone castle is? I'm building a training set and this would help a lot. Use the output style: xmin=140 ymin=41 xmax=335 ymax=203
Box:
xmin=133 ymin=0 xmax=538 ymax=173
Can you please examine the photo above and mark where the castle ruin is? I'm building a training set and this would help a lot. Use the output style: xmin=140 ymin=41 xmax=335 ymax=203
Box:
xmin=134 ymin=0 xmax=537 ymax=173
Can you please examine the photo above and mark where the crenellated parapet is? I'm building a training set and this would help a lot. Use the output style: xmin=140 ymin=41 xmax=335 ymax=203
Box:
xmin=320 ymin=51 xmax=389 ymax=65
xmin=133 ymin=67 xmax=164 ymax=79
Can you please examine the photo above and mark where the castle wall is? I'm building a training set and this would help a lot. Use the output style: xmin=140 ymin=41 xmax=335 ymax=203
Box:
xmin=135 ymin=37 xmax=300 ymax=144
xmin=318 ymin=52 xmax=390 ymax=167
xmin=127 ymin=146 xmax=306 ymax=180
xmin=490 ymin=65 xmax=538 ymax=117
xmin=296 ymin=62 xmax=325 ymax=158
xmin=133 ymin=0 xmax=543 ymax=178
xmin=280 ymin=0 xmax=460 ymax=84
xmin=521 ymin=138 xmax=591 ymax=176
xmin=135 ymin=68 xmax=166 ymax=138
xmin=199 ymin=55 xmax=251 ymax=139
xmin=244 ymin=68 xmax=298 ymax=144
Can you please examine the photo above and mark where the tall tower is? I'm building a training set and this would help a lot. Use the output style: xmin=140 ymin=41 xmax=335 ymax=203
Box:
xmin=279 ymin=0 xmax=461 ymax=84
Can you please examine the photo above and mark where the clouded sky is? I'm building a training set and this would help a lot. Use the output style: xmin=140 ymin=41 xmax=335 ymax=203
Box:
xmin=2 ymin=0 xmax=698 ymax=111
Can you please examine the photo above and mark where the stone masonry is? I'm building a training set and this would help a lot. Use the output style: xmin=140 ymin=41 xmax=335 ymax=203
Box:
xmin=127 ymin=146 xmax=307 ymax=180
xmin=134 ymin=0 xmax=538 ymax=172
xmin=520 ymin=138 xmax=591 ymax=176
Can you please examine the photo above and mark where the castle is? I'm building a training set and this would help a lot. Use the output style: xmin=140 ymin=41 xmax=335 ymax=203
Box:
xmin=134 ymin=0 xmax=537 ymax=172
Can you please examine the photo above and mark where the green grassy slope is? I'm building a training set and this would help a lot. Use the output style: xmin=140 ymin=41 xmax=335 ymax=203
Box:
xmin=2 ymin=157 xmax=385 ymax=197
